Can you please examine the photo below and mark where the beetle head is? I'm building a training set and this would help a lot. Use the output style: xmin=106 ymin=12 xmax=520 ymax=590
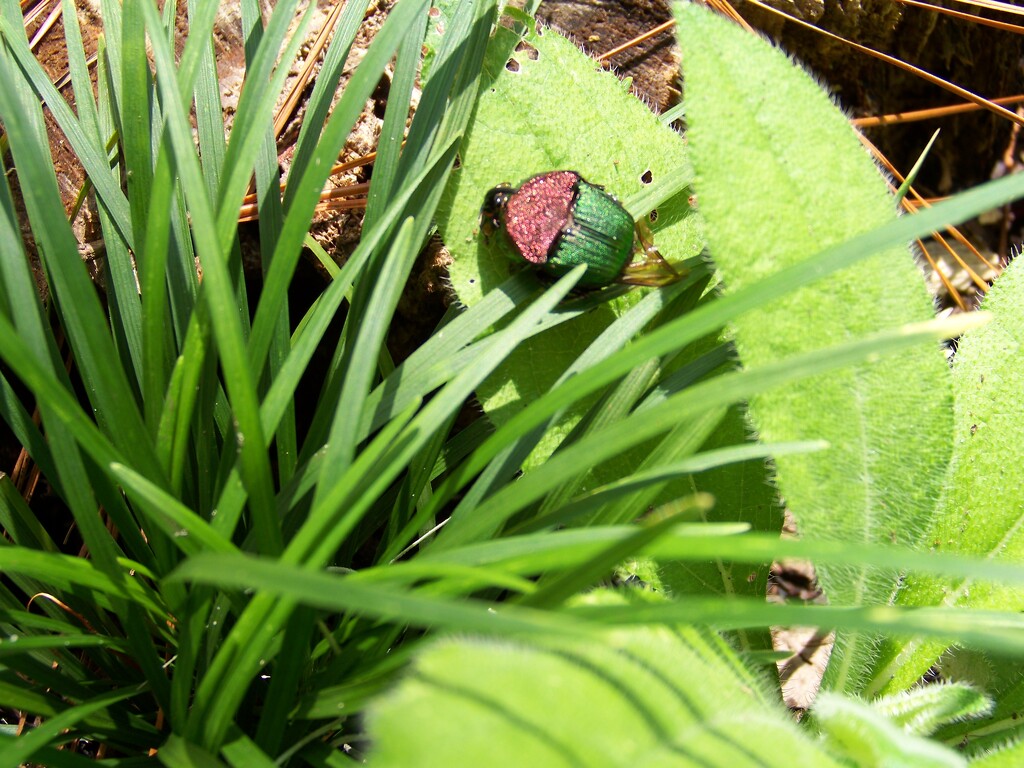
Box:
xmin=479 ymin=184 xmax=514 ymax=238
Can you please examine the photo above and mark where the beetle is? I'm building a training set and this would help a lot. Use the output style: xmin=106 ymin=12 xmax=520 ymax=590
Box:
xmin=480 ymin=170 xmax=681 ymax=290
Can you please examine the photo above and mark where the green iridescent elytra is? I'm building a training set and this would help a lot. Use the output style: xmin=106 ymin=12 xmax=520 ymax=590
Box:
xmin=542 ymin=178 xmax=635 ymax=287
xmin=480 ymin=171 xmax=681 ymax=290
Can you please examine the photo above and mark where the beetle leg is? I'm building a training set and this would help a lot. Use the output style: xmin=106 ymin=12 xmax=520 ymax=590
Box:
xmin=635 ymin=220 xmax=677 ymax=269
xmin=623 ymin=219 xmax=682 ymax=285
xmin=619 ymin=265 xmax=685 ymax=287
xmin=634 ymin=218 xmax=657 ymax=255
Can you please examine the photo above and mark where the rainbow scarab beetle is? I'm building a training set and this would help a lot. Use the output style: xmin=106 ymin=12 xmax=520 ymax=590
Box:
xmin=480 ymin=170 xmax=681 ymax=290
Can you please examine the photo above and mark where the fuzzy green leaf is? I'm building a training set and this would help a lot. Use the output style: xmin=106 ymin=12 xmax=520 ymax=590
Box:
xmin=968 ymin=740 xmax=1024 ymax=768
xmin=931 ymin=654 xmax=1024 ymax=756
xmin=872 ymin=682 xmax=991 ymax=736
xmin=869 ymin=255 xmax=1024 ymax=694
xmin=813 ymin=692 xmax=966 ymax=768
xmin=438 ymin=18 xmax=703 ymax=459
xmin=674 ymin=3 xmax=952 ymax=693
xmin=366 ymin=594 xmax=840 ymax=767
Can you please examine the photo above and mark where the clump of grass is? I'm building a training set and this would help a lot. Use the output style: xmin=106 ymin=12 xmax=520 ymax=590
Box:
xmin=2 ymin=2 xmax=1024 ymax=765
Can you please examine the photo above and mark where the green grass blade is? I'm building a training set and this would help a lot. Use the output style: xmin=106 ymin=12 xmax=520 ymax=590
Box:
xmin=415 ymin=274 xmax=704 ymax=535
xmin=139 ymin=142 xmax=180 ymax=434
xmin=359 ymin=272 xmax=536 ymax=434
xmin=252 ymin=606 xmax=315 ymax=755
xmin=185 ymin=0 xmax=227 ymax=198
xmin=568 ymin=599 xmax=1024 ymax=657
xmin=431 ymin=314 xmax=984 ymax=550
xmin=169 ymin=553 xmax=597 ymax=639
xmin=221 ymin=728 xmax=279 ymax=768
xmin=181 ymin=395 xmax=421 ymax=747
xmin=109 ymin=463 xmax=238 ymax=556
xmin=237 ymin=0 xmax=297 ymax=484
xmin=248 ymin=0 xmax=430 ymax=372
xmin=0 ymin=37 xmax=159 ymax=479
xmin=0 ymin=547 xmax=164 ymax=615
xmin=516 ymin=498 xmax=714 ymax=609
xmin=216 ymin=0 xmax=309 ymax=226
xmin=286 ymin=0 xmax=368 ymax=198
xmin=0 ymin=13 xmax=133 ymax=247
xmin=205 ymin=140 xmax=461 ymax=543
xmin=158 ymin=734 xmax=231 ymax=768
xmin=362 ymin=269 xmax=645 ymax=452
xmin=394 ymin=0 xmax=494 ymax=185
xmin=301 ymin=267 xmax=588 ymax=567
xmin=0 ymin=477 xmax=57 ymax=552
xmin=0 ymin=51 xmax=156 ymax=571
xmin=119 ymin=0 xmax=155 ymax=252
xmin=362 ymin=10 xmax=426 ymax=230
xmin=521 ymin=438 xmax=822 ymax=534
xmin=315 ymin=215 xmax=422 ymax=486
xmin=60 ymin=0 xmax=146 ymax=389
xmin=139 ymin=0 xmax=279 ymax=554
xmin=301 ymin=268 xmax=585 ymax=569
xmin=0 ymin=688 xmax=141 ymax=768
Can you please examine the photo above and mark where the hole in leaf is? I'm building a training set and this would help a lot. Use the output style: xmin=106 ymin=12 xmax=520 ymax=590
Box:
xmin=640 ymin=169 xmax=653 ymax=184
xmin=505 ymin=57 xmax=520 ymax=73
xmin=515 ymin=40 xmax=539 ymax=60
